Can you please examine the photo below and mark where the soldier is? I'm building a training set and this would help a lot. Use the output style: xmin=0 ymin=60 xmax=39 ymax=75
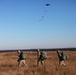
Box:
xmin=37 ymin=49 xmax=47 ymax=65
xmin=17 ymin=50 xmax=28 ymax=67
xmin=57 ymin=50 xmax=69 ymax=66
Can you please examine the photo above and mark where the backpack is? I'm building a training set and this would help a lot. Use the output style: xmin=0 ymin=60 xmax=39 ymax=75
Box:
xmin=40 ymin=51 xmax=47 ymax=60
xmin=65 ymin=54 xmax=69 ymax=59
xmin=20 ymin=52 xmax=27 ymax=59
xmin=62 ymin=53 xmax=69 ymax=60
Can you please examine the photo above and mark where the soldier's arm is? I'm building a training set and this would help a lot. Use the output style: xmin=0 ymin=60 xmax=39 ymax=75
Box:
xmin=57 ymin=50 xmax=61 ymax=57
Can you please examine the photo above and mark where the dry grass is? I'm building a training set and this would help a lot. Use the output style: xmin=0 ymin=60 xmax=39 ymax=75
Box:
xmin=0 ymin=51 xmax=76 ymax=75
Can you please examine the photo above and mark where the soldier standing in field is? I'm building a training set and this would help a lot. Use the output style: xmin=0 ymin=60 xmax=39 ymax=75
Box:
xmin=17 ymin=50 xmax=28 ymax=67
xmin=57 ymin=50 xmax=69 ymax=66
xmin=37 ymin=49 xmax=47 ymax=66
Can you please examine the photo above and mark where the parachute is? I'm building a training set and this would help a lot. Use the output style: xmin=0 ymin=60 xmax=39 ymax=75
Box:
xmin=39 ymin=3 xmax=50 ymax=21
xmin=45 ymin=4 xmax=50 ymax=6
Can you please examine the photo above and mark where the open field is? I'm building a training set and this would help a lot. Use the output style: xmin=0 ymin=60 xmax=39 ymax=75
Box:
xmin=0 ymin=50 xmax=76 ymax=75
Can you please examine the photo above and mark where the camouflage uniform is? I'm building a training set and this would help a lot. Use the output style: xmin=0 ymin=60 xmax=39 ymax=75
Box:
xmin=37 ymin=49 xmax=47 ymax=65
xmin=17 ymin=51 xmax=27 ymax=67
xmin=57 ymin=50 xmax=66 ymax=66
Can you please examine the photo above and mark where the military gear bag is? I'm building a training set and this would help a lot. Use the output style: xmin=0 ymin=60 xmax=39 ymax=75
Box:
xmin=22 ymin=53 xmax=27 ymax=59
xmin=62 ymin=53 xmax=69 ymax=60
xmin=20 ymin=52 xmax=27 ymax=59
xmin=40 ymin=51 xmax=47 ymax=60
xmin=65 ymin=54 xmax=69 ymax=59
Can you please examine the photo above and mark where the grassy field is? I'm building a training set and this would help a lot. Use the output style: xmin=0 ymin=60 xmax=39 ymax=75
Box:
xmin=0 ymin=51 xmax=76 ymax=75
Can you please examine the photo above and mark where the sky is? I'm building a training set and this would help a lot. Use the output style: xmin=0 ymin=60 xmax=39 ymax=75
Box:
xmin=0 ymin=0 xmax=76 ymax=50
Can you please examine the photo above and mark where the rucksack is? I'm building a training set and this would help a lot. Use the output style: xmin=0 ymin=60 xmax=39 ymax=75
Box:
xmin=40 ymin=51 xmax=47 ymax=60
xmin=65 ymin=54 xmax=69 ymax=59
xmin=20 ymin=53 xmax=27 ymax=59
xmin=62 ymin=53 xmax=69 ymax=60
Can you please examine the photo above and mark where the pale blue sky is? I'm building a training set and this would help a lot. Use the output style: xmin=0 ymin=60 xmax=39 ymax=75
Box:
xmin=0 ymin=0 xmax=76 ymax=50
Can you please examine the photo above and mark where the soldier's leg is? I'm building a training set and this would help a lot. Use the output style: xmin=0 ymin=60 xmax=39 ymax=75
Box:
xmin=60 ymin=60 xmax=66 ymax=66
xmin=18 ymin=60 xmax=23 ymax=67
xmin=62 ymin=61 xmax=66 ymax=66
xmin=41 ymin=60 xmax=44 ymax=65
xmin=37 ymin=58 xmax=40 ymax=66
xmin=22 ymin=60 xmax=28 ymax=66
xmin=60 ymin=61 xmax=63 ymax=65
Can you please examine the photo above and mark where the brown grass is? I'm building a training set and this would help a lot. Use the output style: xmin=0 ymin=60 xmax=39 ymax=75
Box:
xmin=0 ymin=51 xmax=76 ymax=75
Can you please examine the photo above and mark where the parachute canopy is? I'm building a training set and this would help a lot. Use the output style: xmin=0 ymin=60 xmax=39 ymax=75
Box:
xmin=39 ymin=3 xmax=50 ymax=21
xmin=45 ymin=4 xmax=50 ymax=6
